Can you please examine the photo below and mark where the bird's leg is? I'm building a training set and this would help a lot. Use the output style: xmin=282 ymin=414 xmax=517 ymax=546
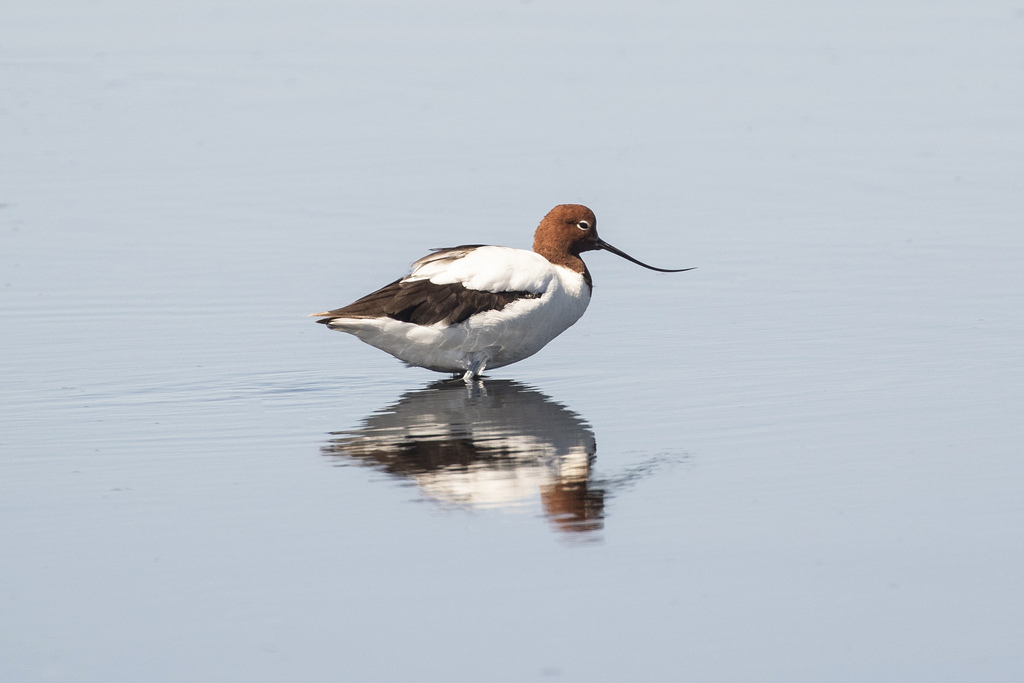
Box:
xmin=463 ymin=356 xmax=488 ymax=381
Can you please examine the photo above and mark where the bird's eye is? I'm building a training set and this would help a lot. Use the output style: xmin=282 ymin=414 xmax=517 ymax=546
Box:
xmin=577 ymin=220 xmax=591 ymax=231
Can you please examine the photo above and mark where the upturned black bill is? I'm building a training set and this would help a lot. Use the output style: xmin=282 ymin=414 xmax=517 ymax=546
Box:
xmin=597 ymin=239 xmax=694 ymax=273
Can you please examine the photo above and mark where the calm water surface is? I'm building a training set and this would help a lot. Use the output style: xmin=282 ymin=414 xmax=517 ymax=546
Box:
xmin=2 ymin=1 xmax=1023 ymax=681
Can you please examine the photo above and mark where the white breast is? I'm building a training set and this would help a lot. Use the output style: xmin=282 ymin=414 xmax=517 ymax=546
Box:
xmin=460 ymin=262 xmax=590 ymax=370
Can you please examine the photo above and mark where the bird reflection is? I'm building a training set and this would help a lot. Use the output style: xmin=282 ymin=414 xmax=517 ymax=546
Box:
xmin=322 ymin=379 xmax=604 ymax=537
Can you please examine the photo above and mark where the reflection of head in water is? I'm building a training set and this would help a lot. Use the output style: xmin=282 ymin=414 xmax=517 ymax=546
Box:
xmin=540 ymin=479 xmax=603 ymax=535
xmin=322 ymin=379 xmax=604 ymax=537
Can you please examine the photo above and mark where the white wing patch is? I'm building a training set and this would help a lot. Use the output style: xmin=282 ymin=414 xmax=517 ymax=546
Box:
xmin=408 ymin=246 xmax=554 ymax=295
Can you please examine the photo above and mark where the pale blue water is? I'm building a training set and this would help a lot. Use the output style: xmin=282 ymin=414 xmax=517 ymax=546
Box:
xmin=2 ymin=1 xmax=1023 ymax=681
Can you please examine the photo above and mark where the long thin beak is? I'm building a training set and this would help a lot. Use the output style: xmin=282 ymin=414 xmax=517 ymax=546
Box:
xmin=596 ymin=238 xmax=695 ymax=273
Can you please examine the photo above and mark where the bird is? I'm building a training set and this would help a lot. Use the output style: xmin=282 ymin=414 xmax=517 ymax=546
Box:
xmin=313 ymin=204 xmax=692 ymax=379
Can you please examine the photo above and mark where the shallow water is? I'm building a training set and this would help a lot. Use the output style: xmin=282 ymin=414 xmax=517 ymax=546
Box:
xmin=3 ymin=1 xmax=1024 ymax=681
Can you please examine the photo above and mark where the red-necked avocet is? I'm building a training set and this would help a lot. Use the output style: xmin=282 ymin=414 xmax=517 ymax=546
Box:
xmin=313 ymin=204 xmax=692 ymax=379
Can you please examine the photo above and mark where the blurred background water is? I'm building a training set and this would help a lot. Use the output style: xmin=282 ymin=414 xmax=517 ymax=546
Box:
xmin=2 ymin=1 xmax=1023 ymax=681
